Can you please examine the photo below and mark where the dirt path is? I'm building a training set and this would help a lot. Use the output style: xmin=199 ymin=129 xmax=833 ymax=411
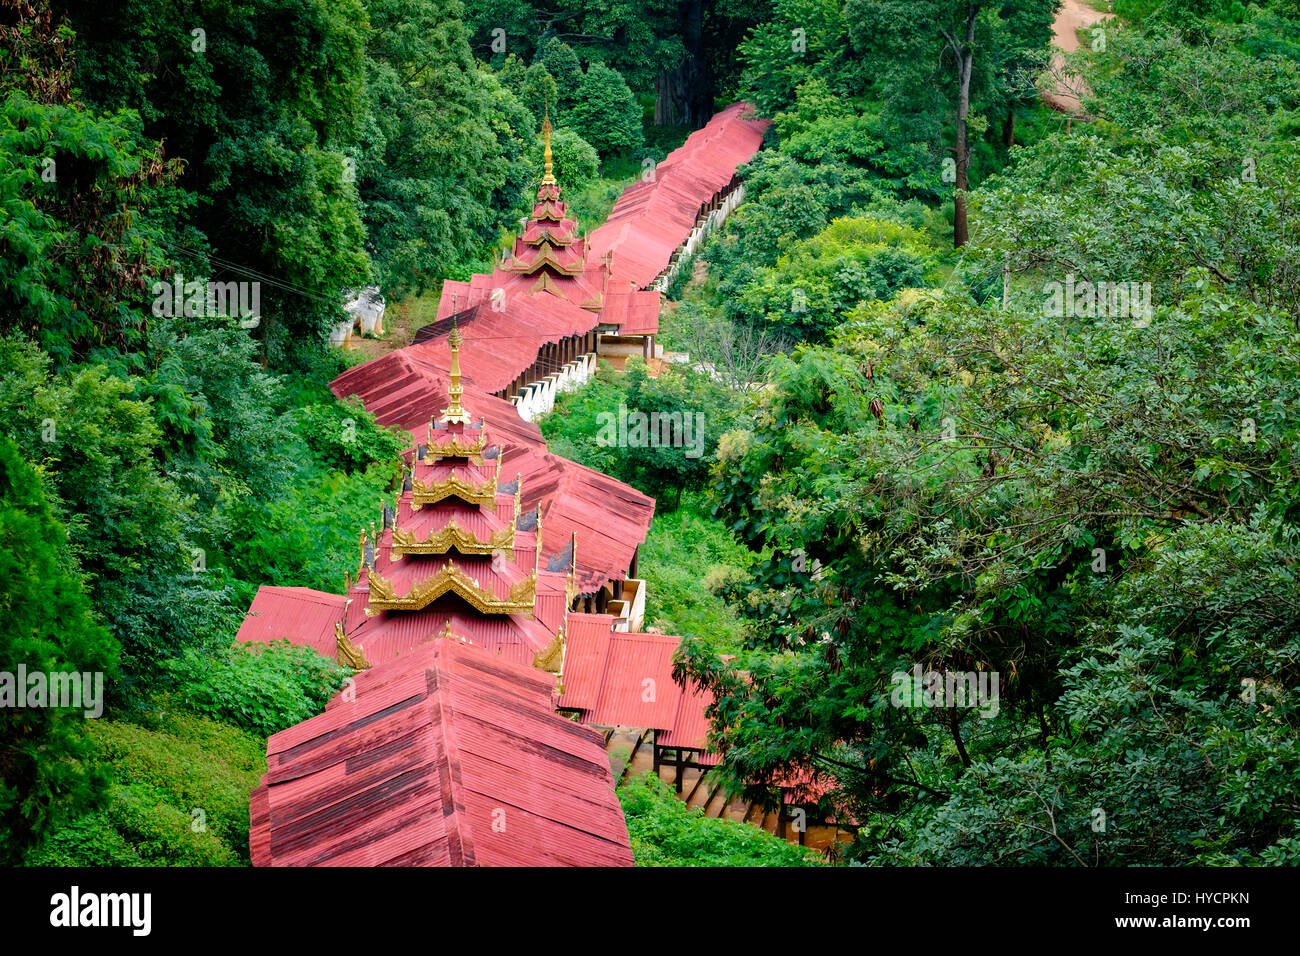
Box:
xmin=1041 ymin=0 xmax=1112 ymax=114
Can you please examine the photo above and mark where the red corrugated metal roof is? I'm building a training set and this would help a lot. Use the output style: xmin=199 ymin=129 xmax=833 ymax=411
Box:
xmin=236 ymin=587 xmax=344 ymax=648
xmin=657 ymin=679 xmax=720 ymax=762
xmin=415 ymin=301 xmax=596 ymax=395
xmin=556 ymin=613 xmax=617 ymax=712
xmin=558 ymin=614 xmax=686 ymax=731
xmin=250 ymin=640 xmax=632 ymax=867
xmin=588 ymin=102 xmax=769 ymax=290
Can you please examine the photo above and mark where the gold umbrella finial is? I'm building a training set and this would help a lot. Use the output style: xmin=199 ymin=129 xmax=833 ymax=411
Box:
xmin=439 ymin=315 xmax=471 ymax=425
xmin=541 ymin=110 xmax=557 ymax=186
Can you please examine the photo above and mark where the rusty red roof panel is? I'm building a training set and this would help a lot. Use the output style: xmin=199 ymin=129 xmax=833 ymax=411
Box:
xmin=588 ymin=102 xmax=769 ymax=290
xmin=657 ymin=678 xmax=719 ymax=762
xmin=236 ymin=586 xmax=344 ymax=649
xmin=250 ymin=640 xmax=632 ymax=867
xmin=556 ymin=613 xmax=617 ymax=712
xmin=558 ymin=617 xmax=686 ymax=732
xmin=588 ymin=632 xmax=682 ymax=730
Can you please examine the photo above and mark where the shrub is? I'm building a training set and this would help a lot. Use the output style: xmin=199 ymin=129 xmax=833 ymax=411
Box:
xmin=618 ymin=773 xmax=820 ymax=867
xmin=290 ymin=396 xmax=407 ymax=475
xmin=164 ymin=641 xmax=348 ymax=739
xmin=27 ymin=707 xmax=267 ymax=866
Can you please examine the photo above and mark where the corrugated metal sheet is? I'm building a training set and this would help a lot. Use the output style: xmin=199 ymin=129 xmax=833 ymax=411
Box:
xmin=589 ymin=632 xmax=682 ymax=730
xmin=414 ymin=301 xmax=597 ymax=395
xmin=588 ymin=102 xmax=769 ymax=290
xmin=658 ymin=679 xmax=719 ymax=762
xmin=236 ymin=587 xmax=344 ymax=650
xmin=559 ymin=615 xmax=687 ymax=732
xmin=556 ymin=613 xmax=617 ymax=712
xmin=250 ymin=640 xmax=633 ymax=867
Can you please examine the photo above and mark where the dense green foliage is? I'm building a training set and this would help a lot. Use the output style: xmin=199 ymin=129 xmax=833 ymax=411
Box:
xmin=539 ymin=359 xmax=744 ymax=508
xmin=164 ymin=642 xmax=349 ymax=739
xmin=569 ymin=62 xmax=645 ymax=157
xmin=671 ymin=0 xmax=1300 ymax=866
xmin=5 ymin=0 xmax=1297 ymax=870
xmin=0 ymin=437 xmax=119 ymax=863
xmin=27 ymin=707 xmax=268 ymax=866
xmin=639 ymin=494 xmax=756 ymax=644
xmin=618 ymin=772 xmax=819 ymax=866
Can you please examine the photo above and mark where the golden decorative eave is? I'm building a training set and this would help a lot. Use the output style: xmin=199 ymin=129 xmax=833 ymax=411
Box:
xmin=411 ymin=457 xmax=501 ymax=509
xmin=366 ymin=563 xmax=536 ymax=616
xmin=529 ymin=273 xmax=564 ymax=295
xmin=390 ymin=518 xmax=516 ymax=558
xmin=426 ymin=426 xmax=488 ymax=462
xmin=336 ymin=622 xmax=370 ymax=670
xmin=522 ymin=227 xmax=575 ymax=247
xmin=532 ymin=627 xmax=565 ymax=673
xmin=533 ymin=202 xmax=565 ymax=222
xmin=507 ymin=245 xmax=585 ymax=276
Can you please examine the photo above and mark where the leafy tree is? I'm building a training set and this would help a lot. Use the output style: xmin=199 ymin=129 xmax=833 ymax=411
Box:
xmin=359 ymin=0 xmax=522 ymax=296
xmin=521 ymin=61 xmax=558 ymax=125
xmin=0 ymin=5 xmax=185 ymax=364
xmin=60 ymin=0 xmax=374 ymax=359
xmin=737 ymin=0 xmax=858 ymax=115
xmin=569 ymin=62 xmax=645 ymax=157
xmin=527 ymin=127 xmax=601 ymax=189
xmin=0 ymin=336 xmax=233 ymax=677
xmin=534 ymin=36 xmax=584 ymax=113
xmin=728 ymin=216 xmax=938 ymax=340
xmin=844 ymin=0 xmax=1059 ymax=246
xmin=0 ymin=436 xmax=120 ymax=863
xmin=164 ymin=641 xmax=348 ymax=739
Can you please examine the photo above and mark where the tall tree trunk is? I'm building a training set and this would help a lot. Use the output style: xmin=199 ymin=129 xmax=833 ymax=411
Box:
xmin=655 ymin=0 xmax=712 ymax=128
xmin=1003 ymin=107 xmax=1015 ymax=149
xmin=953 ymin=8 xmax=977 ymax=249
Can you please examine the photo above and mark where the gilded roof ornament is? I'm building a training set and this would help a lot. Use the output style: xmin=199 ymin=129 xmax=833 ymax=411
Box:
xmin=439 ymin=317 xmax=472 ymax=426
xmin=336 ymin=622 xmax=371 ymax=670
xmin=541 ymin=111 xmax=557 ymax=187
xmin=390 ymin=519 xmax=516 ymax=557
xmin=366 ymin=562 xmax=536 ymax=616
xmin=411 ymin=456 xmax=501 ymax=509
xmin=532 ymin=628 xmax=565 ymax=673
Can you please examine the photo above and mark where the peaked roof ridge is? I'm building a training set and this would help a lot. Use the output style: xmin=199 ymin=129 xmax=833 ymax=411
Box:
xmin=428 ymin=642 xmax=475 ymax=866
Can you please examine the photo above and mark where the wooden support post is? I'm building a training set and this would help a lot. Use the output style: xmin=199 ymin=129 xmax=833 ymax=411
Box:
xmin=675 ymin=748 xmax=686 ymax=793
xmin=624 ymin=729 xmax=647 ymax=783
xmin=684 ymin=764 xmax=708 ymax=805
xmin=703 ymin=782 xmax=722 ymax=814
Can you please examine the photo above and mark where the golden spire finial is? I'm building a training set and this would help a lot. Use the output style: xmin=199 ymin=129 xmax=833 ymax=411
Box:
xmin=440 ymin=316 xmax=471 ymax=425
xmin=541 ymin=111 xmax=557 ymax=186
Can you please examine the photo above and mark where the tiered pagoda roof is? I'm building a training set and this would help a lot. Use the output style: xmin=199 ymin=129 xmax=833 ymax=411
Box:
xmin=242 ymin=322 xmax=576 ymax=673
xmin=327 ymin=340 xmax=657 ymax=596
xmin=436 ymin=116 xmax=658 ymax=333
